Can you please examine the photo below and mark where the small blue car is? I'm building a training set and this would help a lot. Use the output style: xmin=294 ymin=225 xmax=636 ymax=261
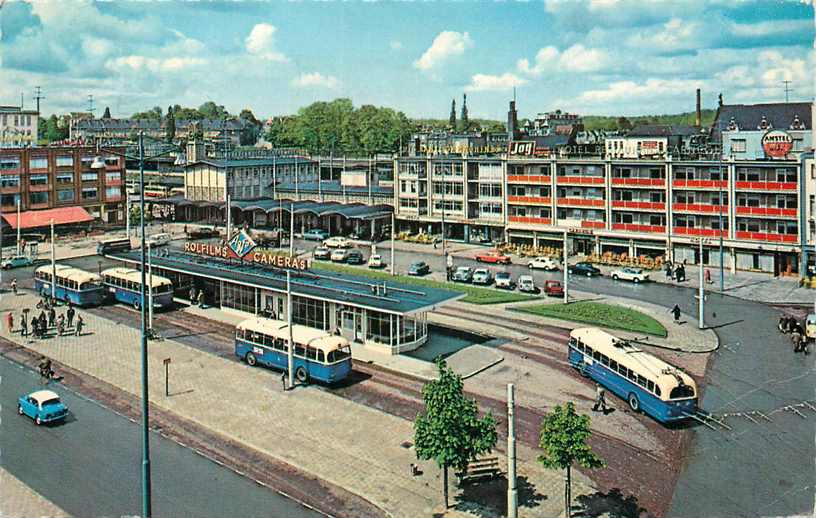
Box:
xmin=302 ymin=229 xmax=330 ymax=241
xmin=408 ymin=261 xmax=430 ymax=276
xmin=2 ymin=255 xmax=33 ymax=269
xmin=18 ymin=390 xmax=68 ymax=425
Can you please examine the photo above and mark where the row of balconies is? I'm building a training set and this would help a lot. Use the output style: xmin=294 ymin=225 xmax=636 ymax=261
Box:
xmin=506 ymin=174 xmax=797 ymax=191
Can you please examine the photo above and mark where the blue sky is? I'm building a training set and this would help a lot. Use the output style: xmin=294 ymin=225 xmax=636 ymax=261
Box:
xmin=0 ymin=0 xmax=813 ymax=120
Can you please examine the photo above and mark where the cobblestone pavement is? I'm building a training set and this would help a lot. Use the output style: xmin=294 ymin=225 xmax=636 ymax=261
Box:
xmin=1 ymin=292 xmax=594 ymax=518
xmin=0 ymin=467 xmax=69 ymax=518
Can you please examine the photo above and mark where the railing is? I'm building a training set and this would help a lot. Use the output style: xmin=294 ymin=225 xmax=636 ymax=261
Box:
xmin=611 ymin=200 xmax=665 ymax=211
xmin=735 ymin=231 xmax=797 ymax=243
xmin=672 ymin=203 xmax=727 ymax=214
xmin=556 ymin=176 xmax=604 ymax=185
xmin=672 ymin=179 xmax=727 ymax=189
xmin=557 ymin=197 xmax=605 ymax=208
xmin=611 ymin=223 xmax=666 ymax=233
xmin=581 ymin=220 xmax=605 ymax=229
xmin=507 ymin=175 xmax=550 ymax=184
xmin=611 ymin=178 xmax=665 ymax=187
xmin=673 ymin=227 xmax=724 ymax=238
xmin=735 ymin=206 xmax=797 ymax=218
xmin=734 ymin=181 xmax=797 ymax=191
xmin=508 ymin=216 xmax=552 ymax=225
xmin=508 ymin=195 xmax=551 ymax=205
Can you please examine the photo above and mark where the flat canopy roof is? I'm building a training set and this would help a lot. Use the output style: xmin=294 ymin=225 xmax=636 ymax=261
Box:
xmin=2 ymin=207 xmax=93 ymax=230
xmin=109 ymin=251 xmax=462 ymax=315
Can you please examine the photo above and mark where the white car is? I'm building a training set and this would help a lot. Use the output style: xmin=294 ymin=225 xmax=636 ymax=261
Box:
xmin=472 ymin=268 xmax=493 ymax=285
xmin=495 ymin=271 xmax=515 ymax=289
xmin=323 ymin=236 xmax=351 ymax=249
xmin=146 ymin=232 xmax=171 ymax=247
xmin=611 ymin=267 xmax=650 ymax=283
xmin=330 ymin=248 xmax=350 ymax=262
xmin=518 ymin=275 xmax=538 ymax=293
xmin=527 ymin=256 xmax=559 ymax=271
xmin=367 ymin=254 xmax=385 ymax=269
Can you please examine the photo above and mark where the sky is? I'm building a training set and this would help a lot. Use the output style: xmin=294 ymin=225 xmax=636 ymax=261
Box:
xmin=0 ymin=0 xmax=813 ymax=121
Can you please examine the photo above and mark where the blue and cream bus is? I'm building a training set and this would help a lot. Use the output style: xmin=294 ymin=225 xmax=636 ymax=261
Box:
xmin=235 ymin=317 xmax=353 ymax=384
xmin=34 ymin=265 xmax=107 ymax=307
xmin=568 ymin=327 xmax=698 ymax=424
xmin=101 ymin=267 xmax=174 ymax=310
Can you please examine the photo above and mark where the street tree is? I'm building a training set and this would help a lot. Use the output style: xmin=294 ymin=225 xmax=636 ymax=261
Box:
xmin=449 ymin=99 xmax=456 ymax=129
xmin=414 ymin=358 xmax=497 ymax=510
xmin=538 ymin=402 xmax=605 ymax=518
xmin=166 ymin=106 xmax=176 ymax=143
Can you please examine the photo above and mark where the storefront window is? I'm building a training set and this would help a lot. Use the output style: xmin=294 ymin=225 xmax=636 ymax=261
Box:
xmin=222 ymin=281 xmax=256 ymax=313
xmin=366 ymin=310 xmax=392 ymax=344
xmin=292 ymin=296 xmax=327 ymax=330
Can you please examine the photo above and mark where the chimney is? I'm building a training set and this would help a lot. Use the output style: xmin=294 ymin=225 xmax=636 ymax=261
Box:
xmin=507 ymin=100 xmax=518 ymax=142
xmin=695 ymin=88 xmax=702 ymax=128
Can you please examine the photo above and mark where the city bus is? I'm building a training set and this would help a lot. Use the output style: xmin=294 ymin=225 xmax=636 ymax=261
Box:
xmin=235 ymin=317 xmax=352 ymax=384
xmin=33 ymin=265 xmax=107 ymax=306
xmin=100 ymin=267 xmax=174 ymax=310
xmin=567 ymin=327 xmax=698 ymax=424
xmin=97 ymin=238 xmax=132 ymax=255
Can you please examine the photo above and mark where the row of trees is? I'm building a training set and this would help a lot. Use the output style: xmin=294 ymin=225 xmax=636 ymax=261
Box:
xmin=415 ymin=359 xmax=604 ymax=515
xmin=583 ymin=110 xmax=717 ymax=131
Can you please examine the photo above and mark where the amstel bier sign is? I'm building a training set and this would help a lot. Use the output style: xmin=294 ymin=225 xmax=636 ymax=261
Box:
xmin=184 ymin=229 xmax=309 ymax=270
xmin=762 ymin=130 xmax=793 ymax=159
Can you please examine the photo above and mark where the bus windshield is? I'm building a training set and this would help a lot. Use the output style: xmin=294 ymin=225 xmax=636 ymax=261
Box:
xmin=327 ymin=347 xmax=351 ymax=363
xmin=669 ymin=384 xmax=695 ymax=399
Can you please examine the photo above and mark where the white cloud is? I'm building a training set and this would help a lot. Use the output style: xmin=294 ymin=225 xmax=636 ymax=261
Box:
xmin=106 ymin=56 xmax=206 ymax=74
xmin=576 ymin=78 xmax=705 ymax=104
xmin=729 ymin=19 xmax=813 ymax=38
xmin=465 ymin=73 xmax=528 ymax=92
xmin=390 ymin=40 xmax=403 ymax=50
xmin=517 ymin=44 xmax=606 ymax=75
xmin=291 ymin=72 xmax=341 ymax=89
xmin=414 ymin=31 xmax=473 ymax=71
xmin=517 ymin=46 xmax=559 ymax=77
xmin=626 ymin=17 xmax=703 ymax=52
xmin=245 ymin=23 xmax=288 ymax=63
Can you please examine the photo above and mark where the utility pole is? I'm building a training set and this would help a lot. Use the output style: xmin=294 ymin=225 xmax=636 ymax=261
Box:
xmin=390 ymin=212 xmax=395 ymax=276
xmin=286 ymin=270 xmax=294 ymax=390
xmin=33 ymin=86 xmax=44 ymax=114
xmin=225 ymin=193 xmax=231 ymax=240
xmin=16 ymin=198 xmax=21 ymax=255
xmin=782 ymin=80 xmax=792 ymax=103
xmin=148 ymin=242 xmax=154 ymax=332
xmin=137 ymin=131 xmax=152 ymax=518
xmin=563 ymin=230 xmax=569 ymax=304
xmin=718 ymin=131 xmax=725 ymax=293
xmin=698 ymin=238 xmax=705 ymax=330
xmin=507 ymin=383 xmax=518 ymax=518
xmin=289 ymin=202 xmax=295 ymax=257
xmin=87 ymin=94 xmax=95 ymax=117
xmin=50 ymin=219 xmax=56 ymax=300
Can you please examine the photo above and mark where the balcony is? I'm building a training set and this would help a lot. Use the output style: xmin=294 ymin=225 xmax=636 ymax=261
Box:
xmin=611 ymin=178 xmax=665 ymax=187
xmin=507 ymin=174 xmax=550 ymax=184
xmin=672 ymin=203 xmax=727 ymax=214
xmin=612 ymin=223 xmax=666 ymax=233
xmin=734 ymin=181 xmax=796 ymax=191
xmin=672 ymin=179 xmax=727 ymax=189
xmin=673 ymin=227 xmax=724 ymax=238
xmin=556 ymin=176 xmax=604 ymax=186
xmin=557 ymin=197 xmax=605 ymax=208
xmin=735 ymin=206 xmax=797 ymax=218
xmin=580 ymin=220 xmax=605 ymax=229
xmin=735 ymin=231 xmax=797 ymax=243
xmin=508 ymin=195 xmax=551 ymax=205
xmin=509 ymin=216 xmax=552 ymax=226
xmin=611 ymin=200 xmax=665 ymax=211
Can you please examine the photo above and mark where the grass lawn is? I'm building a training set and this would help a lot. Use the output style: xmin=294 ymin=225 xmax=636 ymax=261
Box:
xmin=311 ymin=261 xmax=536 ymax=305
xmin=514 ymin=301 xmax=667 ymax=337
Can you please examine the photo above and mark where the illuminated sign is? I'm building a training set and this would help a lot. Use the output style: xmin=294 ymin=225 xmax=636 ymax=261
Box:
xmin=507 ymin=141 xmax=552 ymax=158
xmin=184 ymin=241 xmax=309 ymax=270
xmin=227 ymin=229 xmax=257 ymax=258
xmin=762 ymin=130 xmax=793 ymax=159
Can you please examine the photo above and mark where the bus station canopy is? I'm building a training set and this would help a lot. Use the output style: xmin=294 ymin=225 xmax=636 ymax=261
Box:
xmin=1 ymin=207 xmax=93 ymax=230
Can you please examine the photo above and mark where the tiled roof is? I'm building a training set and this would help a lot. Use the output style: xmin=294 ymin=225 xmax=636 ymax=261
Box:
xmin=627 ymin=124 xmax=700 ymax=137
xmin=712 ymin=102 xmax=812 ymax=136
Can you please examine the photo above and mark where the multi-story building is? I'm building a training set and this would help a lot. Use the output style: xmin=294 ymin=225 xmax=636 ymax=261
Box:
xmin=715 ymin=102 xmax=812 ymax=160
xmin=605 ymin=124 xmax=703 ymax=159
xmin=0 ymin=145 xmax=126 ymax=226
xmin=524 ymin=109 xmax=582 ymax=137
xmin=71 ymin=117 xmax=252 ymax=147
xmin=1 ymin=106 xmax=39 ymax=148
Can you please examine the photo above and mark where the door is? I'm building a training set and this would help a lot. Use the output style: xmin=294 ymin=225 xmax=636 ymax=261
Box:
xmin=341 ymin=311 xmax=363 ymax=343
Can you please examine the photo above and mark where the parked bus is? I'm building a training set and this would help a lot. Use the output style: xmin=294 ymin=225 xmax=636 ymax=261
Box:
xmin=101 ymin=267 xmax=174 ymax=310
xmin=235 ymin=317 xmax=352 ymax=384
xmin=97 ymin=238 xmax=132 ymax=255
xmin=33 ymin=265 xmax=107 ymax=307
xmin=568 ymin=327 xmax=698 ymax=423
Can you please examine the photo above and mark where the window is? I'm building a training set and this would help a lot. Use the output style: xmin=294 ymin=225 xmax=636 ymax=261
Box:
xmin=81 ymin=172 xmax=98 ymax=182
xmin=56 ymin=172 xmax=73 ymax=184
xmin=776 ymin=168 xmax=795 ymax=183
xmin=30 ymin=174 xmax=48 ymax=186
xmin=1 ymin=174 xmax=20 ymax=188
xmin=614 ymin=212 xmax=634 ymax=224
xmin=399 ymin=198 xmax=418 ymax=209
xmin=221 ymin=282 xmax=256 ymax=313
xmin=669 ymin=384 xmax=695 ymax=399
xmin=649 ymin=168 xmax=663 ymax=179
xmin=731 ymin=139 xmax=746 ymax=153
xmin=55 ymin=156 xmax=73 ymax=167
xmin=1 ymin=193 xmax=20 ymax=206
xmin=106 ymin=172 xmax=121 ymax=183
xmin=0 ymin=157 xmax=21 ymax=170
xmin=776 ymin=196 xmax=796 ymax=209
xmin=479 ymin=183 xmax=502 ymax=198
xmin=105 ymin=186 xmax=121 ymax=198
xmin=675 ymin=167 xmax=694 ymax=180
xmin=738 ymin=168 xmax=761 ymax=182
xmin=57 ymin=190 xmax=75 ymax=202
xmin=738 ymin=220 xmax=760 ymax=232
xmin=614 ymin=190 xmax=633 ymax=201
xmin=29 ymin=157 xmax=48 ymax=169
xmin=479 ymin=202 xmax=502 ymax=216
xmin=293 ymin=296 xmax=327 ymax=330
xmin=29 ymin=191 xmax=48 ymax=205
xmin=81 ymin=187 xmax=98 ymax=200
xmin=366 ymin=311 xmax=392 ymax=343
xmin=777 ymin=222 xmax=797 ymax=235
xmin=676 ymin=192 xmax=695 ymax=204
xmin=649 ymin=214 xmax=666 ymax=226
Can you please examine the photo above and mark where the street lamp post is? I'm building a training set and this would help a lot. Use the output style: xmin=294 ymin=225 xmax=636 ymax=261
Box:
xmin=562 ymin=230 xmax=569 ymax=304
xmin=137 ymin=131 xmax=152 ymax=518
xmin=50 ymin=219 xmax=56 ymax=300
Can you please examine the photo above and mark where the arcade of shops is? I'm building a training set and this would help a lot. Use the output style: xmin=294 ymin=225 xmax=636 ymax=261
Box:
xmin=109 ymin=248 xmax=461 ymax=355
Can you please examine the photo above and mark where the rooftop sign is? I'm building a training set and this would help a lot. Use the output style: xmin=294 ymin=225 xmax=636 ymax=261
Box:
xmin=184 ymin=235 xmax=309 ymax=271
xmin=762 ymin=130 xmax=793 ymax=159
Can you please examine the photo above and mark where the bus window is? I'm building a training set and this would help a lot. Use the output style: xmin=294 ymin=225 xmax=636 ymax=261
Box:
xmin=317 ymin=351 xmax=325 ymax=363
xmin=628 ymin=370 xmax=637 ymax=383
xmin=306 ymin=348 xmax=317 ymax=360
xmin=592 ymin=351 xmax=601 ymax=361
xmin=637 ymin=375 xmax=648 ymax=387
xmin=617 ymin=364 xmax=626 ymax=376
xmin=585 ymin=346 xmax=593 ymax=356
xmin=263 ymin=334 xmax=275 ymax=347
xmin=601 ymin=355 xmax=609 ymax=367
xmin=655 ymin=386 xmax=661 ymax=397
xmin=275 ymin=339 xmax=286 ymax=352
xmin=295 ymin=345 xmax=306 ymax=357
xmin=569 ymin=337 xmax=577 ymax=347
xmin=236 ymin=328 xmax=244 ymax=340
xmin=647 ymin=380 xmax=655 ymax=393
xmin=669 ymin=384 xmax=695 ymax=399
xmin=610 ymin=360 xmax=618 ymax=371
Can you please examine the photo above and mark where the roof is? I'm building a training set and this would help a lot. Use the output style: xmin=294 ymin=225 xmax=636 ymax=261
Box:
xmin=530 ymin=134 xmax=572 ymax=147
xmin=237 ymin=317 xmax=349 ymax=353
xmin=109 ymin=250 xmax=463 ymax=315
xmin=274 ymin=180 xmax=393 ymax=196
xmin=36 ymin=264 xmax=102 ymax=284
xmin=191 ymin=157 xmax=315 ymax=168
xmin=156 ymin=196 xmax=393 ymax=219
xmin=100 ymin=267 xmax=172 ymax=288
xmin=712 ymin=102 xmax=812 ymax=138
xmin=627 ymin=124 xmax=699 ymax=137
xmin=29 ymin=390 xmax=61 ymax=403
xmin=1 ymin=207 xmax=93 ymax=230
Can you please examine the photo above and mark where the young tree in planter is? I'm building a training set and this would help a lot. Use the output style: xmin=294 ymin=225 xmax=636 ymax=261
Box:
xmin=414 ymin=359 xmax=497 ymax=509
xmin=538 ymin=402 xmax=605 ymax=517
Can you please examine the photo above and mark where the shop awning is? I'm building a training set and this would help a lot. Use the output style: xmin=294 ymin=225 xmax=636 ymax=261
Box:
xmin=2 ymin=207 xmax=94 ymax=230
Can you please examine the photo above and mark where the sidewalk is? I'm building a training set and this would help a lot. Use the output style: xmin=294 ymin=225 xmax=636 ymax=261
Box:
xmin=0 ymin=467 xmax=69 ymax=518
xmin=1 ymin=292 xmax=593 ymax=518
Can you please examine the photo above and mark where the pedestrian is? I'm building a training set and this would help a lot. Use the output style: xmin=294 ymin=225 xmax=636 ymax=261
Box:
xmin=75 ymin=315 xmax=84 ymax=337
xmin=21 ymin=314 xmax=28 ymax=337
xmin=791 ymin=328 xmax=803 ymax=353
xmin=677 ymin=265 xmax=686 ymax=283
xmin=281 ymin=371 xmax=287 ymax=391
xmin=48 ymin=307 xmax=56 ymax=328
xmin=705 ymin=268 xmax=712 ymax=284
xmin=433 ymin=237 xmax=438 ymax=250
xmin=67 ymin=306 xmax=75 ymax=328
xmin=57 ymin=318 xmax=65 ymax=337
xmin=670 ymin=304 xmax=682 ymax=324
xmin=664 ymin=261 xmax=673 ymax=279
xmin=197 ymin=290 xmax=205 ymax=308
xmin=5 ymin=312 xmax=13 ymax=333
xmin=11 ymin=278 xmax=17 ymax=295
xmin=190 ymin=287 xmax=197 ymax=305
xmin=592 ymin=384 xmax=608 ymax=413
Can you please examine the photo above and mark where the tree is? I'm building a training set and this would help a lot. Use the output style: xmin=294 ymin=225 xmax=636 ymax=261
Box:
xmin=102 ymin=106 xmax=112 ymax=119
xmin=414 ymin=359 xmax=497 ymax=510
xmin=166 ymin=106 xmax=176 ymax=143
xmin=538 ymin=402 xmax=605 ymax=518
xmin=132 ymin=106 xmax=163 ymax=120
xmin=449 ymin=99 xmax=456 ymax=129
xmin=459 ymin=93 xmax=469 ymax=132
xmin=44 ymin=115 xmax=67 ymax=142
xmin=239 ymin=108 xmax=261 ymax=146
xmin=197 ymin=101 xmax=229 ymax=120
xmin=616 ymin=116 xmax=633 ymax=131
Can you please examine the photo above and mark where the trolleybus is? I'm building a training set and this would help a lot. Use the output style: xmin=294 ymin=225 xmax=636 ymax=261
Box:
xmin=235 ymin=317 xmax=352 ymax=384
xmin=33 ymin=265 xmax=107 ymax=306
xmin=568 ymin=327 xmax=698 ymax=423
xmin=101 ymin=267 xmax=174 ymax=310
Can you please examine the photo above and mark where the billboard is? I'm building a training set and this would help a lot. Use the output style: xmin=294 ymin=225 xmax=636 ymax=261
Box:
xmin=762 ymin=130 xmax=793 ymax=159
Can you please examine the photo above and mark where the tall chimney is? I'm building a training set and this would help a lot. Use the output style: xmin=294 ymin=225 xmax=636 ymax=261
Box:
xmin=507 ymin=100 xmax=518 ymax=142
xmin=695 ymin=88 xmax=702 ymax=128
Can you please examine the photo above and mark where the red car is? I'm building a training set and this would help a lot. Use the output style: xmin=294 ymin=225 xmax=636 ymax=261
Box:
xmin=543 ymin=280 xmax=564 ymax=297
xmin=475 ymin=251 xmax=511 ymax=264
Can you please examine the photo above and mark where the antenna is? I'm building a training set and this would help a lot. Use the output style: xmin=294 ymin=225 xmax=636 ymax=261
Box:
xmin=513 ymin=86 xmax=516 ymax=103
xmin=782 ymin=80 xmax=792 ymax=103
xmin=87 ymin=94 xmax=95 ymax=117
xmin=33 ymin=86 xmax=45 ymax=114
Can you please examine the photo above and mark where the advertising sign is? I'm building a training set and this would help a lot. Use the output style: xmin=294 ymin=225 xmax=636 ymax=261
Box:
xmin=184 ymin=232 xmax=309 ymax=271
xmin=762 ymin=130 xmax=793 ymax=159
xmin=507 ymin=141 xmax=552 ymax=158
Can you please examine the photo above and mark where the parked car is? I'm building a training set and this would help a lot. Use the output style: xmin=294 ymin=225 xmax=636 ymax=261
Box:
xmin=495 ymin=271 xmax=515 ymax=290
xmin=806 ymin=314 xmax=816 ymax=340
xmin=452 ymin=266 xmax=474 ymax=283
xmin=543 ymin=280 xmax=564 ymax=297
xmin=408 ymin=261 xmax=430 ymax=276
xmin=527 ymin=256 xmax=559 ymax=271
xmin=472 ymin=268 xmax=493 ymax=285
xmin=475 ymin=251 xmax=512 ymax=264
xmin=568 ymin=262 xmax=602 ymax=277
xmin=346 ymin=249 xmax=365 ymax=265
xmin=18 ymin=390 xmax=68 ymax=426
xmin=145 ymin=232 xmax=171 ymax=247
xmin=368 ymin=254 xmax=385 ymax=269
xmin=313 ymin=246 xmax=331 ymax=260
xmin=611 ymin=267 xmax=650 ymax=283
xmin=303 ymin=229 xmax=330 ymax=241
xmin=324 ymin=236 xmax=351 ymax=249
xmin=330 ymin=248 xmax=350 ymax=262
xmin=518 ymin=275 xmax=538 ymax=293
xmin=1 ymin=255 xmax=33 ymax=269
xmin=186 ymin=226 xmax=219 ymax=239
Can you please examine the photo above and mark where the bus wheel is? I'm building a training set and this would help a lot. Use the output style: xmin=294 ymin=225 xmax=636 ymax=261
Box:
xmin=245 ymin=352 xmax=257 ymax=366
xmin=295 ymin=366 xmax=308 ymax=383
xmin=628 ymin=393 xmax=640 ymax=412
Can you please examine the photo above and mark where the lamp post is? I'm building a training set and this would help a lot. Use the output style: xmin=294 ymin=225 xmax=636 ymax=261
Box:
xmin=562 ymin=230 xmax=569 ymax=304
xmin=717 ymin=119 xmax=726 ymax=293
xmin=16 ymin=198 xmax=21 ymax=256
xmin=50 ymin=219 xmax=55 ymax=300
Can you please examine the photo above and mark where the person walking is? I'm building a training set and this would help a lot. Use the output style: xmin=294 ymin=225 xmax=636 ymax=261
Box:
xmin=57 ymin=316 xmax=65 ymax=337
xmin=592 ymin=384 xmax=608 ymax=413
xmin=5 ymin=312 xmax=13 ymax=333
xmin=20 ymin=313 xmax=28 ymax=337
xmin=48 ymin=307 xmax=56 ymax=328
xmin=670 ymin=304 xmax=682 ymax=324
xmin=791 ymin=328 xmax=803 ymax=353
xmin=197 ymin=290 xmax=205 ymax=308
xmin=677 ymin=265 xmax=686 ymax=283
xmin=75 ymin=315 xmax=84 ymax=337
xmin=190 ymin=287 xmax=197 ymax=306
xmin=704 ymin=268 xmax=712 ymax=284
xmin=281 ymin=371 xmax=287 ymax=391
xmin=11 ymin=278 xmax=17 ymax=295
xmin=664 ymin=261 xmax=673 ymax=280
xmin=67 ymin=306 xmax=75 ymax=328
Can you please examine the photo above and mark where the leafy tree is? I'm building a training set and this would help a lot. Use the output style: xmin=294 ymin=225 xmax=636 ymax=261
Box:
xmin=44 ymin=115 xmax=67 ymax=142
xmin=102 ymin=106 xmax=112 ymax=119
xmin=449 ymin=99 xmax=456 ymax=129
xmin=414 ymin=359 xmax=497 ymax=509
xmin=459 ymin=94 xmax=469 ymax=132
xmin=616 ymin=116 xmax=632 ymax=131
xmin=132 ymin=106 xmax=163 ymax=120
xmin=538 ymin=402 xmax=605 ymax=518
xmin=198 ymin=101 xmax=229 ymax=120
xmin=166 ymin=106 xmax=176 ymax=143
xmin=239 ymin=108 xmax=261 ymax=145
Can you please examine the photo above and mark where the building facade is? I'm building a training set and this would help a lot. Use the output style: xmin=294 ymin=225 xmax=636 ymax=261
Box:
xmin=1 ymin=106 xmax=39 ymax=149
xmin=71 ymin=117 xmax=250 ymax=147
xmin=0 ymin=145 xmax=125 ymax=223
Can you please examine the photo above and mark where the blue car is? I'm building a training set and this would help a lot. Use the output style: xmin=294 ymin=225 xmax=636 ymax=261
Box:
xmin=302 ymin=229 xmax=330 ymax=241
xmin=408 ymin=261 xmax=430 ymax=276
xmin=18 ymin=390 xmax=68 ymax=425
